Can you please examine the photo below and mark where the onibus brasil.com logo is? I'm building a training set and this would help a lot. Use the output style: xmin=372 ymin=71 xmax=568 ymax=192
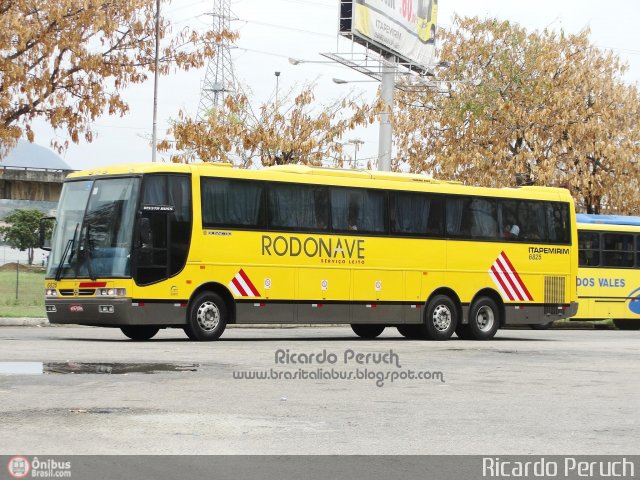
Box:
xmin=7 ymin=456 xmax=71 ymax=478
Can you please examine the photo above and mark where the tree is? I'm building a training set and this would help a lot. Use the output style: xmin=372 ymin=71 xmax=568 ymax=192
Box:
xmin=393 ymin=16 xmax=640 ymax=214
xmin=0 ymin=209 xmax=45 ymax=264
xmin=161 ymin=84 xmax=380 ymax=167
xmin=0 ymin=0 xmax=234 ymax=159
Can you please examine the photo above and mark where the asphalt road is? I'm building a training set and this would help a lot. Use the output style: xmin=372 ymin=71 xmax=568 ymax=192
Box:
xmin=0 ymin=326 xmax=638 ymax=455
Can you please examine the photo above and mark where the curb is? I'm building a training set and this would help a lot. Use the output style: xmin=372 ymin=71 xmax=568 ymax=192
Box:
xmin=0 ymin=318 xmax=342 ymax=329
xmin=0 ymin=317 xmax=49 ymax=327
xmin=0 ymin=319 xmax=616 ymax=330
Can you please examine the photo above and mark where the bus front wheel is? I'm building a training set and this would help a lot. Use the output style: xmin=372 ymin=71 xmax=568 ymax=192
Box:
xmin=120 ymin=326 xmax=159 ymax=341
xmin=467 ymin=297 xmax=500 ymax=340
xmin=422 ymin=295 xmax=457 ymax=340
xmin=613 ymin=319 xmax=640 ymax=330
xmin=185 ymin=291 xmax=228 ymax=341
xmin=351 ymin=324 xmax=385 ymax=339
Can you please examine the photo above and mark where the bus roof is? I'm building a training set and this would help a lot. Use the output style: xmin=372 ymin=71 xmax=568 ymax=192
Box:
xmin=66 ymin=162 xmax=572 ymax=201
xmin=576 ymin=214 xmax=640 ymax=226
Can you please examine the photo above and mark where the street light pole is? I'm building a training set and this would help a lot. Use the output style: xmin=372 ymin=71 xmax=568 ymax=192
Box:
xmin=377 ymin=64 xmax=395 ymax=172
xmin=151 ymin=0 xmax=160 ymax=163
xmin=275 ymin=71 xmax=281 ymax=111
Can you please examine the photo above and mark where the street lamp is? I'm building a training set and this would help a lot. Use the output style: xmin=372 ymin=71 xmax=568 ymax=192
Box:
xmin=333 ymin=60 xmax=449 ymax=172
xmin=348 ymin=139 xmax=364 ymax=164
xmin=275 ymin=71 xmax=281 ymax=110
xmin=332 ymin=78 xmax=377 ymax=84
xmin=288 ymin=57 xmax=333 ymax=65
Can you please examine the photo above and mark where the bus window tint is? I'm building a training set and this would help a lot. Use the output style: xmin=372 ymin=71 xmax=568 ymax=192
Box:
xmin=637 ymin=236 xmax=640 ymax=266
xmin=269 ymin=184 xmax=329 ymax=232
xmin=518 ymin=201 xmax=546 ymax=241
xmin=446 ymin=197 xmax=498 ymax=239
xmin=331 ymin=188 xmax=386 ymax=233
xmin=547 ymin=203 xmax=570 ymax=243
xmin=201 ymin=178 xmax=264 ymax=228
xmin=390 ymin=192 xmax=444 ymax=236
xmin=603 ymin=233 xmax=634 ymax=267
xmin=578 ymin=231 xmax=600 ymax=267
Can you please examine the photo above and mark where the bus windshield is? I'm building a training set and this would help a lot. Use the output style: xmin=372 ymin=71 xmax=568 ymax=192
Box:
xmin=46 ymin=177 xmax=140 ymax=279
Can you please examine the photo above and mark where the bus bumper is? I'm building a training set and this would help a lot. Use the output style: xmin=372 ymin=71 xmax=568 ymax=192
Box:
xmin=45 ymin=298 xmax=187 ymax=327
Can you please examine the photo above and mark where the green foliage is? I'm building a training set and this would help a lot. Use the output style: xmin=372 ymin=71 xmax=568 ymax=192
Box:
xmin=0 ymin=209 xmax=45 ymax=264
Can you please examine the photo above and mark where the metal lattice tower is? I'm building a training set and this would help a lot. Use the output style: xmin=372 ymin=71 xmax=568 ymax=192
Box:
xmin=197 ymin=0 xmax=237 ymax=120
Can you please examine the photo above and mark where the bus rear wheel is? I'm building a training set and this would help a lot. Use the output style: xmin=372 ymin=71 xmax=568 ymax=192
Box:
xmin=185 ymin=291 xmax=228 ymax=341
xmin=351 ymin=324 xmax=385 ymax=339
xmin=467 ymin=297 xmax=500 ymax=340
xmin=422 ymin=295 xmax=457 ymax=340
xmin=120 ymin=326 xmax=159 ymax=341
xmin=397 ymin=325 xmax=423 ymax=339
xmin=613 ymin=319 xmax=640 ymax=330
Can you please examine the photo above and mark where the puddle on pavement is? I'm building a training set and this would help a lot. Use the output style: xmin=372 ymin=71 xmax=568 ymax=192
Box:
xmin=0 ymin=362 xmax=200 ymax=375
xmin=41 ymin=362 xmax=199 ymax=375
xmin=0 ymin=362 xmax=43 ymax=375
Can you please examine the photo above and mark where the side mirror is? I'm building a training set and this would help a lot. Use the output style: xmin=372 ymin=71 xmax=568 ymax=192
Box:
xmin=39 ymin=217 xmax=56 ymax=251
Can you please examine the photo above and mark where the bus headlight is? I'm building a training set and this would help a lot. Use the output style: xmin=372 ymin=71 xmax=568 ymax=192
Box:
xmin=97 ymin=288 xmax=127 ymax=297
xmin=45 ymin=289 xmax=58 ymax=297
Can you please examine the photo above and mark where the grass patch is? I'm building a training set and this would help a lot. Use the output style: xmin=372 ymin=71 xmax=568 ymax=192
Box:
xmin=553 ymin=318 xmax=614 ymax=329
xmin=0 ymin=270 xmax=46 ymax=318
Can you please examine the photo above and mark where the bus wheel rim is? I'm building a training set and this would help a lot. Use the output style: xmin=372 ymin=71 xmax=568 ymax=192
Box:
xmin=475 ymin=305 xmax=495 ymax=332
xmin=196 ymin=301 xmax=220 ymax=331
xmin=432 ymin=304 xmax=452 ymax=331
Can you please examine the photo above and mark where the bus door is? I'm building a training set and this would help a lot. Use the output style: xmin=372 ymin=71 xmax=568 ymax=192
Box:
xmin=134 ymin=174 xmax=192 ymax=286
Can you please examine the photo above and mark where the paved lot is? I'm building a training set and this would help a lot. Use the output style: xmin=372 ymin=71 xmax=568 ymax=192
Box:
xmin=0 ymin=326 xmax=638 ymax=454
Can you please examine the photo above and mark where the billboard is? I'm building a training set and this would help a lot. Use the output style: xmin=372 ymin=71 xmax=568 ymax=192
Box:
xmin=339 ymin=0 xmax=438 ymax=70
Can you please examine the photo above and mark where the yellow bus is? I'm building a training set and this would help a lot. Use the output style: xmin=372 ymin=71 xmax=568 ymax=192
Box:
xmin=42 ymin=163 xmax=578 ymax=341
xmin=574 ymin=214 xmax=640 ymax=330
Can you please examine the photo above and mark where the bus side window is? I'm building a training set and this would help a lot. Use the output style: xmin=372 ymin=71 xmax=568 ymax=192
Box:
xmin=546 ymin=203 xmax=570 ymax=243
xmin=468 ymin=198 xmax=498 ymax=239
xmin=201 ymin=178 xmax=264 ymax=228
xmin=518 ymin=201 xmax=546 ymax=241
xmin=578 ymin=231 xmax=600 ymax=267
xmin=603 ymin=233 xmax=634 ymax=268
xmin=331 ymin=188 xmax=386 ymax=234
xmin=268 ymin=183 xmax=329 ymax=232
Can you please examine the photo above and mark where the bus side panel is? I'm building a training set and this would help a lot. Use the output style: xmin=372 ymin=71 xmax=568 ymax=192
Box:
xmin=445 ymin=240 xmax=574 ymax=325
xmin=575 ymin=267 xmax=640 ymax=320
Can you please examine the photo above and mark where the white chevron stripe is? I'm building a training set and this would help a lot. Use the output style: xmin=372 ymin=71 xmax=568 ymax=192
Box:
xmin=488 ymin=268 xmax=511 ymax=301
xmin=496 ymin=254 xmax=526 ymax=301
xmin=228 ymin=281 xmax=242 ymax=297
xmin=235 ymin=273 xmax=255 ymax=297
xmin=498 ymin=255 xmax=527 ymax=302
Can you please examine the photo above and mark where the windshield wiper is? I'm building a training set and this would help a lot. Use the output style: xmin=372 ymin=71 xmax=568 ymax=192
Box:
xmin=55 ymin=223 xmax=79 ymax=281
xmin=83 ymin=223 xmax=96 ymax=281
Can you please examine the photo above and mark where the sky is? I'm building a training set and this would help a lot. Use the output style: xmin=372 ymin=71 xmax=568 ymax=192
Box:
xmin=28 ymin=0 xmax=640 ymax=169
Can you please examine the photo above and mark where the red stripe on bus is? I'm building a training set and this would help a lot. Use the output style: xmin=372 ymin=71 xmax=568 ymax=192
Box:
xmin=79 ymin=282 xmax=107 ymax=288
xmin=495 ymin=255 xmax=525 ymax=302
xmin=491 ymin=265 xmax=515 ymax=301
xmin=231 ymin=277 xmax=247 ymax=296
xmin=238 ymin=268 xmax=260 ymax=297
xmin=500 ymin=251 xmax=533 ymax=301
